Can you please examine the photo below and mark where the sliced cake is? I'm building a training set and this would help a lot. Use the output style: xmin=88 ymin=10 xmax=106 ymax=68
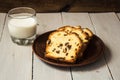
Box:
xmin=45 ymin=30 xmax=83 ymax=63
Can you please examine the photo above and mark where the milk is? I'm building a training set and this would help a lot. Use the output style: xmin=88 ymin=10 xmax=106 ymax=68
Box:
xmin=8 ymin=16 xmax=37 ymax=39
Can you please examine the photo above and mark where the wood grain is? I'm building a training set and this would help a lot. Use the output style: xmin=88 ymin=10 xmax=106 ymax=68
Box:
xmin=90 ymin=12 xmax=120 ymax=80
xmin=62 ymin=13 xmax=112 ymax=80
xmin=0 ymin=13 xmax=32 ymax=80
xmin=33 ymin=13 xmax=71 ymax=80
xmin=0 ymin=0 xmax=72 ymax=12
xmin=0 ymin=0 xmax=120 ymax=12
xmin=68 ymin=0 xmax=120 ymax=12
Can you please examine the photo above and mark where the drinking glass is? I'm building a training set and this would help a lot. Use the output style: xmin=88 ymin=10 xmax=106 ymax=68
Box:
xmin=7 ymin=7 xmax=37 ymax=45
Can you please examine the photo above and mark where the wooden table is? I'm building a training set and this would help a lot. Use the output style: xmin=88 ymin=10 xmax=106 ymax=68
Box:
xmin=0 ymin=12 xmax=120 ymax=80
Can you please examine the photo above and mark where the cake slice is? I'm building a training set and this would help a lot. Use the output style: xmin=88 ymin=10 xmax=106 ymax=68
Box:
xmin=58 ymin=25 xmax=93 ymax=57
xmin=45 ymin=31 xmax=83 ymax=63
xmin=58 ymin=25 xmax=90 ymax=43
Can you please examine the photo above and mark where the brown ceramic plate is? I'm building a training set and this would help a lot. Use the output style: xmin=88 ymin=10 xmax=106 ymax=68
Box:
xmin=32 ymin=31 xmax=104 ymax=67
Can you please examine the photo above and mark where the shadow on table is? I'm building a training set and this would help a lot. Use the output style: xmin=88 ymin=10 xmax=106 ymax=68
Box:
xmin=44 ymin=44 xmax=112 ymax=71
xmin=70 ymin=44 xmax=112 ymax=71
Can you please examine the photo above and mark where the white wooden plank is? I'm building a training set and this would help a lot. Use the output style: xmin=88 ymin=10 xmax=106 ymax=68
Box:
xmin=37 ymin=13 xmax=63 ymax=34
xmin=62 ymin=12 xmax=112 ymax=80
xmin=0 ymin=13 xmax=6 ymax=41
xmin=33 ymin=13 xmax=71 ymax=80
xmin=0 ymin=14 xmax=32 ymax=80
xmin=90 ymin=12 xmax=120 ymax=80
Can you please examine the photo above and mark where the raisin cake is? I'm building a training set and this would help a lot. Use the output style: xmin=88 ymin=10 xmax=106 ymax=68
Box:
xmin=58 ymin=25 xmax=93 ymax=57
xmin=45 ymin=30 xmax=83 ymax=63
xmin=45 ymin=25 xmax=93 ymax=63
xmin=58 ymin=25 xmax=92 ymax=43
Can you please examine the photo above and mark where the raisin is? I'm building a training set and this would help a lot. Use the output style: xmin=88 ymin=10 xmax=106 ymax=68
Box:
xmin=67 ymin=45 xmax=71 ymax=50
xmin=85 ymin=32 xmax=89 ymax=36
xmin=58 ymin=44 xmax=63 ymax=48
xmin=65 ymin=42 xmax=69 ymax=46
xmin=63 ymin=48 xmax=67 ymax=53
xmin=60 ymin=44 xmax=63 ymax=46
xmin=56 ymin=50 xmax=60 ymax=54
xmin=76 ymin=43 xmax=79 ymax=46
xmin=68 ymin=39 xmax=71 ymax=41
xmin=67 ymin=30 xmax=69 ymax=32
xmin=81 ymin=31 xmax=84 ymax=33
xmin=75 ymin=48 xmax=77 ymax=51
xmin=52 ymin=48 xmax=56 ymax=52
xmin=71 ymin=56 xmax=74 ymax=58
xmin=64 ymin=34 xmax=67 ymax=36
xmin=66 ymin=53 xmax=68 ymax=56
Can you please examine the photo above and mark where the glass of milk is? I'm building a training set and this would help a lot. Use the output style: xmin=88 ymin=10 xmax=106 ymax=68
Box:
xmin=7 ymin=7 xmax=37 ymax=45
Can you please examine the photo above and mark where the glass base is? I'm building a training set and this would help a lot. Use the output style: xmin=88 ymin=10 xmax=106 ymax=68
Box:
xmin=11 ymin=35 xmax=36 ymax=45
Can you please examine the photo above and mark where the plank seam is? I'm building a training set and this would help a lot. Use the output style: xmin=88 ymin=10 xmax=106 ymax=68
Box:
xmin=103 ymin=53 xmax=114 ymax=80
xmin=0 ymin=13 xmax=7 ymax=42
xmin=88 ymin=13 xmax=96 ymax=34
xmin=32 ymin=51 xmax=34 ymax=80
xmin=60 ymin=12 xmax=64 ymax=25
xmin=103 ymin=12 xmax=117 ymax=80
xmin=70 ymin=67 xmax=73 ymax=80
xmin=115 ymin=13 xmax=120 ymax=22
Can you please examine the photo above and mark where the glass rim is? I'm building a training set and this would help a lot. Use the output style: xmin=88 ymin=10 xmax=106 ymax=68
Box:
xmin=8 ymin=7 xmax=36 ymax=19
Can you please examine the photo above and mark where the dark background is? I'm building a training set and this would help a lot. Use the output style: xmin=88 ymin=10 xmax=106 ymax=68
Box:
xmin=0 ymin=0 xmax=120 ymax=13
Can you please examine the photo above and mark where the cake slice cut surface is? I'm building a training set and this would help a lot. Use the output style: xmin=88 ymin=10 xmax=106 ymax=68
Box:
xmin=45 ymin=31 xmax=83 ymax=63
